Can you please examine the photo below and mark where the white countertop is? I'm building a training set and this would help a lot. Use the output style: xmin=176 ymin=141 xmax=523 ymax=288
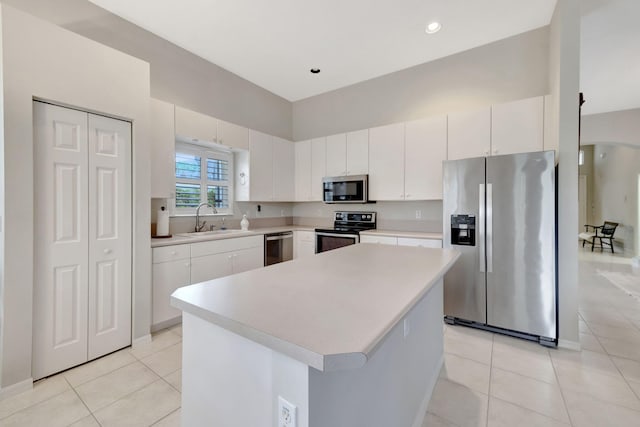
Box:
xmin=360 ymin=229 xmax=443 ymax=240
xmin=151 ymin=225 xmax=316 ymax=248
xmin=152 ymin=226 xmax=442 ymax=247
xmin=171 ymin=243 xmax=459 ymax=372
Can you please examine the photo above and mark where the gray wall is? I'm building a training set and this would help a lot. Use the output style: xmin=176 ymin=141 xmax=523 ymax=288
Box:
xmin=2 ymin=0 xmax=293 ymax=140
xmin=582 ymin=108 xmax=640 ymax=147
xmin=591 ymin=144 xmax=640 ymax=254
xmin=0 ymin=4 xmax=151 ymax=389
xmin=549 ymin=0 xmax=580 ymax=348
xmin=579 ymin=145 xmax=595 ymax=225
xmin=292 ymin=27 xmax=549 ymax=141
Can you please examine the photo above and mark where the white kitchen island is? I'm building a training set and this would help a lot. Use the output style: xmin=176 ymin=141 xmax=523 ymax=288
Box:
xmin=171 ymin=243 xmax=459 ymax=427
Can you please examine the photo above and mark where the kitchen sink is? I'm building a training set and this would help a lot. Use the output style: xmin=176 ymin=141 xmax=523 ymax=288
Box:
xmin=175 ymin=229 xmax=245 ymax=237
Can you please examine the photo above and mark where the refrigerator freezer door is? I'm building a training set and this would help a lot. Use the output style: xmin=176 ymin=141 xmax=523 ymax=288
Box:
xmin=443 ymin=157 xmax=486 ymax=324
xmin=486 ymin=151 xmax=556 ymax=339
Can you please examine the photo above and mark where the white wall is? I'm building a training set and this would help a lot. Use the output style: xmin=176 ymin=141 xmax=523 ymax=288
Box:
xmin=0 ymin=5 xmax=151 ymax=389
xmin=591 ymin=144 xmax=640 ymax=254
xmin=582 ymin=108 xmax=640 ymax=147
xmin=2 ymin=0 xmax=293 ymax=140
xmin=549 ymin=0 xmax=580 ymax=348
xmin=292 ymin=27 xmax=549 ymax=141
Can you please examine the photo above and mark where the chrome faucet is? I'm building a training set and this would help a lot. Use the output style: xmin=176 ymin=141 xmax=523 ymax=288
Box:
xmin=195 ymin=202 xmax=217 ymax=232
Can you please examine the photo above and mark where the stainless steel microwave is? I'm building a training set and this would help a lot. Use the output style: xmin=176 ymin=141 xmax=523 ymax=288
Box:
xmin=322 ymin=175 xmax=368 ymax=203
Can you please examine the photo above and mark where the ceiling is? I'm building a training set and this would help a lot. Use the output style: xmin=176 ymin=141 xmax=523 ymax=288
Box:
xmin=2 ymin=0 xmax=638 ymax=114
xmin=87 ymin=0 xmax=557 ymax=102
xmin=579 ymin=0 xmax=640 ymax=115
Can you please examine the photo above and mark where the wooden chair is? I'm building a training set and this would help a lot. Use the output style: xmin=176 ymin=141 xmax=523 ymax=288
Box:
xmin=579 ymin=221 xmax=619 ymax=253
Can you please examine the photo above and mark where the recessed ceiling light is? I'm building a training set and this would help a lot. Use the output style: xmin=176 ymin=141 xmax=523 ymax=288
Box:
xmin=310 ymin=68 xmax=321 ymax=74
xmin=425 ymin=22 xmax=442 ymax=34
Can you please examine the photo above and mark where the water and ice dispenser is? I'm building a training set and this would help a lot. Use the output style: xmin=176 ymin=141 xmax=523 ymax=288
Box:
xmin=450 ymin=214 xmax=476 ymax=246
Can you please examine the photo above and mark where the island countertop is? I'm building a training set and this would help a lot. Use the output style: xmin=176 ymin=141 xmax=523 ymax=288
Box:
xmin=171 ymin=243 xmax=459 ymax=372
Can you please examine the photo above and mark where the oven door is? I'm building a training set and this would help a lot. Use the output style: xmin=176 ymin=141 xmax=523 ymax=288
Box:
xmin=315 ymin=232 xmax=359 ymax=253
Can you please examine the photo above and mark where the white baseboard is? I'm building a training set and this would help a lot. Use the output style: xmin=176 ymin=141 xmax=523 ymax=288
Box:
xmin=411 ymin=354 xmax=444 ymax=427
xmin=558 ymin=339 xmax=581 ymax=351
xmin=132 ymin=334 xmax=152 ymax=348
xmin=0 ymin=378 xmax=33 ymax=400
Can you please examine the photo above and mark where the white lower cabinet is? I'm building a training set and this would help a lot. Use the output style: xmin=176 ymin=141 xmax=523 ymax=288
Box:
xmin=152 ymin=236 xmax=263 ymax=329
xmin=152 ymin=244 xmax=191 ymax=328
xmin=190 ymin=236 xmax=263 ymax=283
xmin=360 ymin=235 xmax=398 ymax=245
xmin=397 ymin=237 xmax=442 ymax=248
xmin=360 ymin=234 xmax=443 ymax=248
xmin=294 ymin=231 xmax=316 ymax=258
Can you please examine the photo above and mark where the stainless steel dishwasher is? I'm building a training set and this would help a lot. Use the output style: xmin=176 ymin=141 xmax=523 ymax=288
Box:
xmin=264 ymin=231 xmax=294 ymax=266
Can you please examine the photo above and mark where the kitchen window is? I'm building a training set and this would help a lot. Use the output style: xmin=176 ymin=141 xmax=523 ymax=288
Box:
xmin=173 ymin=142 xmax=233 ymax=215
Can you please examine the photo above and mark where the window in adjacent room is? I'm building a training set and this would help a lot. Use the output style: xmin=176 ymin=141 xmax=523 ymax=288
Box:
xmin=173 ymin=142 xmax=233 ymax=215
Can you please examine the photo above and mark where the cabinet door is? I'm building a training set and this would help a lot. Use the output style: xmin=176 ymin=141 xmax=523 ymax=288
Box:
xmin=294 ymin=231 xmax=316 ymax=258
xmin=273 ymin=137 xmax=295 ymax=201
xmin=152 ymin=259 xmax=190 ymax=326
xmin=447 ymin=107 xmax=491 ymax=160
xmin=325 ymin=133 xmax=347 ymax=176
xmin=360 ymin=235 xmax=398 ymax=245
xmin=190 ymin=253 xmax=233 ymax=284
xmin=311 ymin=138 xmax=327 ymax=201
xmin=232 ymin=246 xmax=264 ymax=273
xmin=218 ymin=119 xmax=248 ymax=150
xmin=295 ymin=140 xmax=311 ymax=201
xmin=397 ymin=237 xmax=442 ymax=248
xmin=346 ymin=129 xmax=369 ymax=175
xmin=368 ymin=123 xmax=405 ymax=201
xmin=249 ymin=130 xmax=273 ymax=201
xmin=150 ymin=99 xmax=176 ymax=198
xmin=174 ymin=106 xmax=217 ymax=143
xmin=405 ymin=115 xmax=447 ymax=200
xmin=491 ymin=96 xmax=543 ymax=156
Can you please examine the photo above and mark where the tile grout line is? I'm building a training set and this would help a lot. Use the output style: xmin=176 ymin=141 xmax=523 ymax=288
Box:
xmin=485 ymin=333 xmax=494 ymax=427
xmin=151 ymin=407 xmax=181 ymax=426
xmin=549 ymin=347 xmax=575 ymax=427
xmin=66 ymin=353 xmax=139 ymax=389
xmin=63 ymin=375 xmax=102 ymax=427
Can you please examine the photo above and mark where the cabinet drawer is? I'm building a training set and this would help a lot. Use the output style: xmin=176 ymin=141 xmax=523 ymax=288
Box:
xmin=397 ymin=237 xmax=442 ymax=248
xmin=153 ymin=244 xmax=190 ymax=263
xmin=360 ymin=235 xmax=398 ymax=245
xmin=191 ymin=235 xmax=263 ymax=258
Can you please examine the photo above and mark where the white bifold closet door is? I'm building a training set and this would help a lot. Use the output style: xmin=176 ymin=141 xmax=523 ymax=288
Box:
xmin=33 ymin=102 xmax=132 ymax=380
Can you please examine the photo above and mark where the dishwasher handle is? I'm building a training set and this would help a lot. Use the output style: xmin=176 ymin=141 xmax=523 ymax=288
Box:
xmin=265 ymin=232 xmax=293 ymax=241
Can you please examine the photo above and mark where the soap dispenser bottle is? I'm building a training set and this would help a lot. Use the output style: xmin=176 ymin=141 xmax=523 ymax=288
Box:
xmin=240 ymin=214 xmax=249 ymax=231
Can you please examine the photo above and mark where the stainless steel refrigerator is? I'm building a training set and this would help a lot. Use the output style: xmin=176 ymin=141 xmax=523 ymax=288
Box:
xmin=443 ymin=151 xmax=556 ymax=346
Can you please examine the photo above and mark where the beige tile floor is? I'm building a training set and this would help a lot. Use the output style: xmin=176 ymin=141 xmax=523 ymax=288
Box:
xmin=2 ymin=246 xmax=640 ymax=426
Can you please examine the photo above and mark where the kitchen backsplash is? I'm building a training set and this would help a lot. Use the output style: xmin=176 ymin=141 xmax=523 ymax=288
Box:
xmin=151 ymin=198 xmax=443 ymax=234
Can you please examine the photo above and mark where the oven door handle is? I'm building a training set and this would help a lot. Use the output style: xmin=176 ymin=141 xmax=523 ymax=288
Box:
xmin=315 ymin=232 xmax=359 ymax=239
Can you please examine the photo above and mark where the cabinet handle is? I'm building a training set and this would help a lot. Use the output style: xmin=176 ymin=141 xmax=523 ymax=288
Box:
xmin=103 ymin=249 xmax=112 ymax=254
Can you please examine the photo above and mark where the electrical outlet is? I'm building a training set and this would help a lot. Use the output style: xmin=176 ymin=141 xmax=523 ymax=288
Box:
xmin=403 ymin=318 xmax=410 ymax=338
xmin=415 ymin=210 xmax=422 ymax=219
xmin=278 ymin=396 xmax=297 ymax=427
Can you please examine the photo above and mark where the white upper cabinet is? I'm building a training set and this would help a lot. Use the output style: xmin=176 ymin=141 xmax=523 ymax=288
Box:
xmin=150 ymin=98 xmax=176 ymax=199
xmin=368 ymin=123 xmax=405 ymax=201
xmin=217 ymin=119 xmax=249 ymax=150
xmin=247 ymin=129 xmax=273 ymax=201
xmin=326 ymin=131 xmax=368 ymax=176
xmin=174 ymin=105 xmax=217 ymax=143
xmin=346 ymin=129 xmax=369 ymax=175
xmin=404 ymin=115 xmax=447 ymax=200
xmin=447 ymin=107 xmax=491 ymax=160
xmin=273 ymin=136 xmax=295 ymax=201
xmin=325 ymin=133 xmax=347 ymax=176
xmin=491 ymin=96 xmax=544 ymax=156
xmin=236 ymin=130 xmax=294 ymax=202
xmin=310 ymin=138 xmax=327 ymax=201
xmin=295 ymin=140 xmax=311 ymax=201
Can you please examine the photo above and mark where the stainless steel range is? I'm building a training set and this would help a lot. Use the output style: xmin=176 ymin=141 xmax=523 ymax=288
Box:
xmin=315 ymin=211 xmax=376 ymax=253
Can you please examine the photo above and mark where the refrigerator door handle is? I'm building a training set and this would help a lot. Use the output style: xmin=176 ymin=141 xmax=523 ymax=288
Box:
xmin=479 ymin=183 xmax=486 ymax=272
xmin=486 ymin=183 xmax=493 ymax=273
